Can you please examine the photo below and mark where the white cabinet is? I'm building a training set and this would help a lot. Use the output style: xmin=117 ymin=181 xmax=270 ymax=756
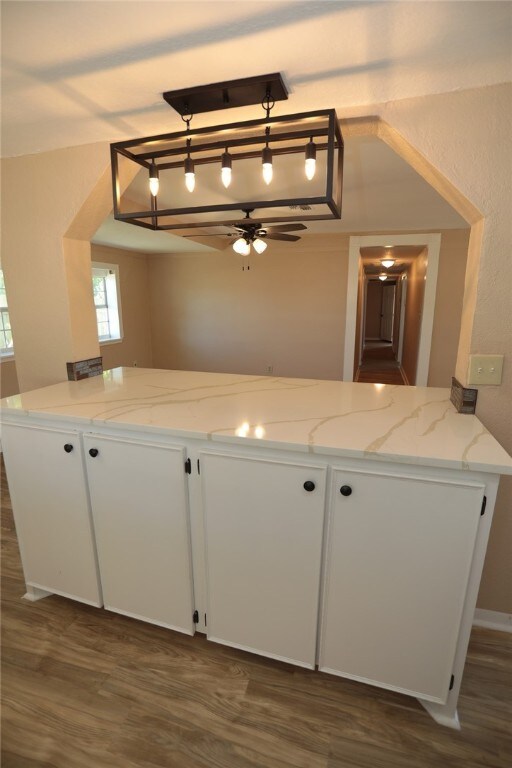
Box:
xmin=84 ymin=434 xmax=195 ymax=634
xmin=201 ymin=452 xmax=327 ymax=668
xmin=1 ymin=408 xmax=500 ymax=728
xmin=1 ymin=423 xmax=102 ymax=606
xmin=319 ymin=467 xmax=484 ymax=703
xmin=2 ymin=423 xmax=195 ymax=634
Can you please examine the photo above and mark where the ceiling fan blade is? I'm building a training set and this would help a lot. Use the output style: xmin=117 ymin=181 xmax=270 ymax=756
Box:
xmin=264 ymin=223 xmax=307 ymax=234
xmin=182 ymin=232 xmax=234 ymax=238
xmin=266 ymin=233 xmax=301 ymax=242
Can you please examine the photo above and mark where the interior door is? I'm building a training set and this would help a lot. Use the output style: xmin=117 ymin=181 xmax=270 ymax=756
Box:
xmin=392 ymin=278 xmax=403 ymax=358
xmin=398 ymin=275 xmax=408 ymax=363
xmin=201 ymin=452 xmax=327 ymax=668
xmin=380 ymin=283 xmax=396 ymax=341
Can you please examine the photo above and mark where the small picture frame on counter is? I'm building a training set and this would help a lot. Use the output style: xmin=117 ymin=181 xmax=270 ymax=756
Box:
xmin=66 ymin=357 xmax=103 ymax=381
xmin=450 ymin=377 xmax=478 ymax=414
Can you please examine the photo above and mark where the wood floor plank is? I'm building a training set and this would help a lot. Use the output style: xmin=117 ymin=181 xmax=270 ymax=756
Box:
xmin=1 ymin=457 xmax=511 ymax=768
xmin=234 ymin=680 xmax=331 ymax=758
xmin=107 ymin=704 xmax=324 ymax=768
xmin=356 ymin=341 xmax=405 ymax=385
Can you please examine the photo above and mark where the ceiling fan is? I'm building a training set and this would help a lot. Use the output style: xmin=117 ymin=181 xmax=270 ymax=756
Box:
xmin=183 ymin=209 xmax=307 ymax=255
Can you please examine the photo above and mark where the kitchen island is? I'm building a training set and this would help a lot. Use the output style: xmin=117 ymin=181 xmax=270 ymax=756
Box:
xmin=2 ymin=367 xmax=511 ymax=729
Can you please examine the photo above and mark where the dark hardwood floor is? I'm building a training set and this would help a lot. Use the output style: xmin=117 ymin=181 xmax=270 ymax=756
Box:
xmin=1 ymin=458 xmax=511 ymax=767
xmin=356 ymin=341 xmax=405 ymax=385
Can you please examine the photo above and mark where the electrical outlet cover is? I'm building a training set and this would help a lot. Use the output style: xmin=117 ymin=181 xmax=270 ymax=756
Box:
xmin=467 ymin=354 xmax=504 ymax=386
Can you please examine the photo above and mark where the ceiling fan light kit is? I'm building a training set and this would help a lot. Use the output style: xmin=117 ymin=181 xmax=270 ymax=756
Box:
xmin=233 ymin=237 xmax=251 ymax=256
xmin=187 ymin=209 xmax=307 ymax=256
xmin=252 ymin=238 xmax=267 ymax=254
xmin=110 ymin=73 xmax=343 ymax=234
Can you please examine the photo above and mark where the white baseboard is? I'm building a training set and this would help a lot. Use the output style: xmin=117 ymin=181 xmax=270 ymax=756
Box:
xmin=473 ymin=609 xmax=512 ymax=633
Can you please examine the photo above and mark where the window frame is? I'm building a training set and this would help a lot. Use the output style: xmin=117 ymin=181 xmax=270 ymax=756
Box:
xmin=91 ymin=262 xmax=124 ymax=345
xmin=0 ymin=268 xmax=15 ymax=359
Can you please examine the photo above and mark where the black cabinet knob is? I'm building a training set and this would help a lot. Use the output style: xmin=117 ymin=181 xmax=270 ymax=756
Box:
xmin=63 ymin=443 xmax=73 ymax=453
xmin=88 ymin=448 xmax=99 ymax=458
xmin=340 ymin=485 xmax=352 ymax=497
xmin=303 ymin=480 xmax=316 ymax=492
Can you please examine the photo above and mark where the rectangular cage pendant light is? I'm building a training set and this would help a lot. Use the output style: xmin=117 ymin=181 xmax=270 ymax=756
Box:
xmin=110 ymin=75 xmax=344 ymax=231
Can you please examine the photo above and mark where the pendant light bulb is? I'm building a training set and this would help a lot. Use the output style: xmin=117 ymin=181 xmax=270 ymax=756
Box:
xmin=379 ymin=274 xmax=388 ymax=281
xmin=305 ymin=139 xmax=316 ymax=181
xmin=381 ymin=259 xmax=395 ymax=269
xmin=233 ymin=237 xmax=251 ymax=256
xmin=184 ymin=156 xmax=195 ymax=192
xmin=221 ymin=150 xmax=232 ymax=188
xmin=185 ymin=172 xmax=195 ymax=193
xmin=252 ymin=238 xmax=267 ymax=254
xmin=149 ymin=162 xmax=159 ymax=197
xmin=262 ymin=146 xmax=273 ymax=185
xmin=305 ymin=158 xmax=316 ymax=181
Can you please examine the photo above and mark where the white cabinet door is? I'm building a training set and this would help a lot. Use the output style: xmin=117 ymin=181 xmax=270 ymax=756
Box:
xmin=1 ymin=423 xmax=102 ymax=606
xmin=201 ymin=452 xmax=327 ymax=668
xmin=319 ymin=468 xmax=484 ymax=703
xmin=84 ymin=434 xmax=194 ymax=634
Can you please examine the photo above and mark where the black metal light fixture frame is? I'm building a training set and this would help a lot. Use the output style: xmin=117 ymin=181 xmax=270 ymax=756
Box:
xmin=110 ymin=74 xmax=344 ymax=231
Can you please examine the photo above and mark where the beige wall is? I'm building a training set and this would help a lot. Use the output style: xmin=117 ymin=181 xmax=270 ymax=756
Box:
xmin=401 ymin=248 xmax=428 ymax=385
xmin=0 ymin=360 xmax=19 ymax=398
xmin=0 ymin=229 xmax=466 ymax=393
xmin=367 ymin=84 xmax=512 ymax=613
xmin=427 ymin=229 xmax=471 ymax=387
xmin=0 ymin=243 xmax=154 ymax=396
xmin=0 ymin=84 xmax=510 ymax=612
xmin=1 ymin=145 xmax=108 ymax=392
xmin=148 ymin=234 xmax=348 ymax=380
xmin=147 ymin=230 xmax=467 ymax=387
xmin=91 ymin=245 xmax=153 ymax=371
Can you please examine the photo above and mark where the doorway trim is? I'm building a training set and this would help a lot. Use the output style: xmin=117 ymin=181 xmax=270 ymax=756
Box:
xmin=343 ymin=233 xmax=441 ymax=385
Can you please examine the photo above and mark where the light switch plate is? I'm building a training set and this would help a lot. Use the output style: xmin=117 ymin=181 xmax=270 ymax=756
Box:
xmin=467 ymin=354 xmax=504 ymax=386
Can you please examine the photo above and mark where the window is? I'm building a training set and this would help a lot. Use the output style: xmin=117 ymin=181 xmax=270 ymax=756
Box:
xmin=0 ymin=268 xmax=14 ymax=356
xmin=91 ymin=263 xmax=123 ymax=343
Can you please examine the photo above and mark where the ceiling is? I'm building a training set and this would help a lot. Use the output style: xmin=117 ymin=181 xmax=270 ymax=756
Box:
xmin=2 ymin=1 xmax=509 ymax=253
xmin=360 ymin=245 xmax=425 ymax=277
xmin=2 ymin=1 xmax=510 ymax=158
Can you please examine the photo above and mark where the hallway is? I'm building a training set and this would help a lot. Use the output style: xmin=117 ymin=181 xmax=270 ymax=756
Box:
xmin=356 ymin=341 xmax=405 ymax=385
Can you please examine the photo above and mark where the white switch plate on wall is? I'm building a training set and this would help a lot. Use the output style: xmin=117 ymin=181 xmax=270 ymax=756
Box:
xmin=467 ymin=354 xmax=504 ymax=386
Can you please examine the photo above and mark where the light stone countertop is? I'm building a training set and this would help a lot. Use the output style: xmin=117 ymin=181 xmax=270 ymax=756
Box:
xmin=1 ymin=367 xmax=511 ymax=475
